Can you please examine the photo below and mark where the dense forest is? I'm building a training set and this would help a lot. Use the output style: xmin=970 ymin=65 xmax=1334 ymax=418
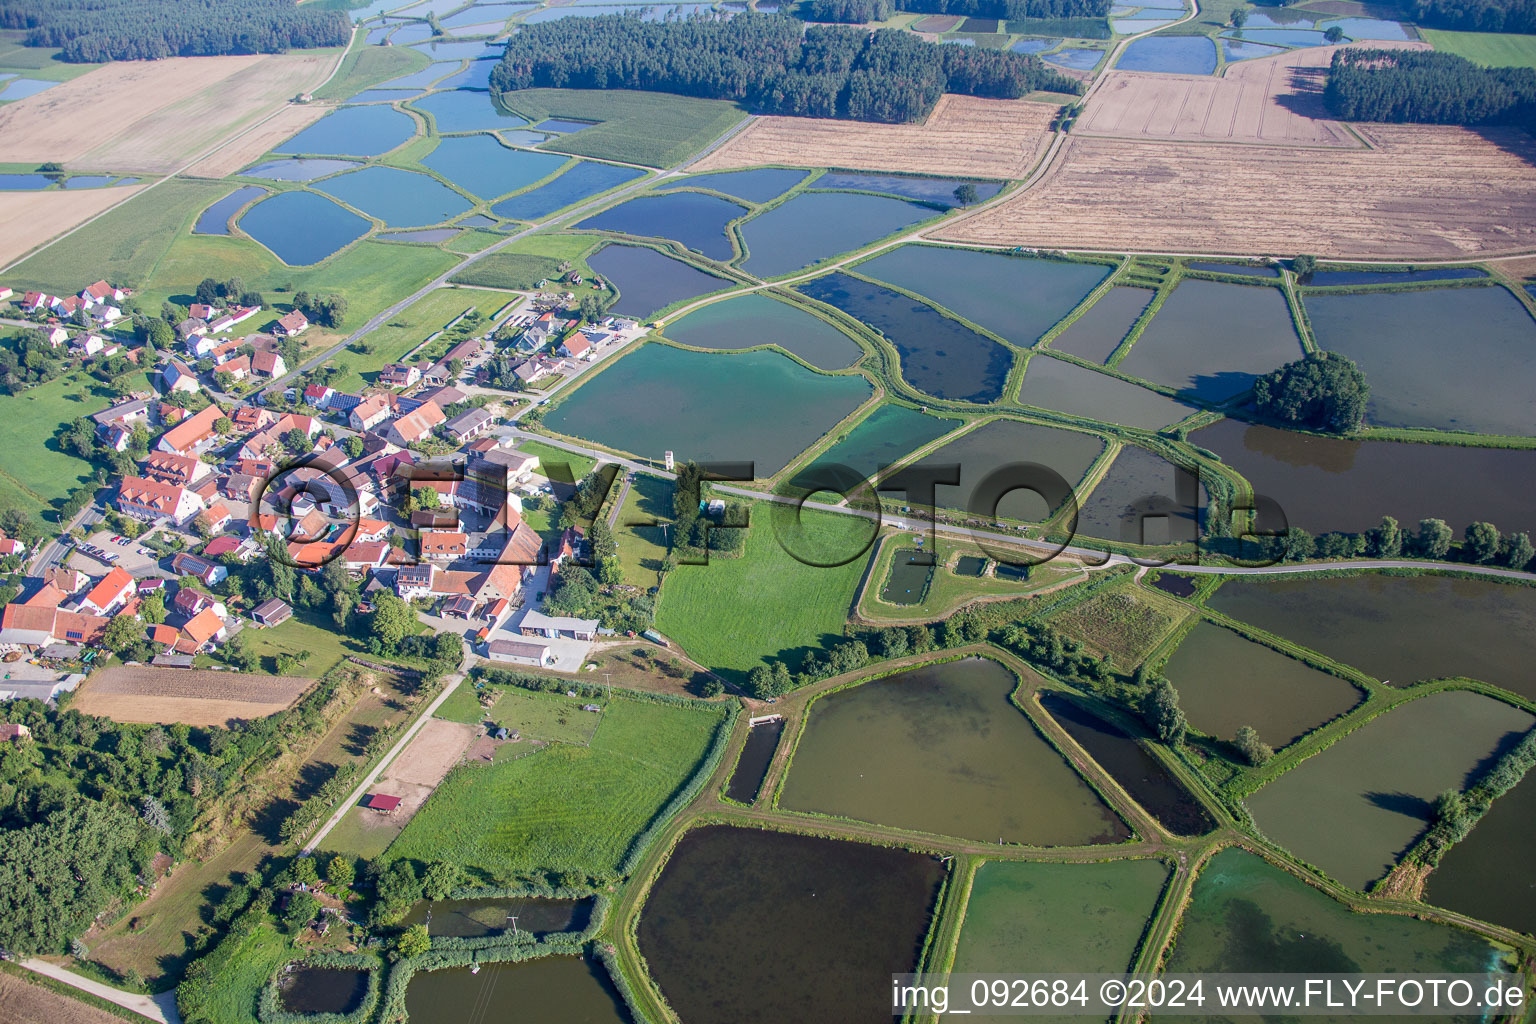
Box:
xmin=1325 ymin=49 xmax=1536 ymax=127
xmin=0 ymin=0 xmax=351 ymax=62
xmin=801 ymin=0 xmax=1105 ymax=19
xmin=1410 ymin=0 xmax=1536 ymax=33
xmin=491 ymin=14 xmax=1079 ymax=123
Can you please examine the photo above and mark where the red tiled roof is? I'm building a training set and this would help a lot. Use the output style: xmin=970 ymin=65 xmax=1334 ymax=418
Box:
xmin=159 ymin=403 xmax=224 ymax=454
xmin=82 ymin=567 xmax=133 ymax=610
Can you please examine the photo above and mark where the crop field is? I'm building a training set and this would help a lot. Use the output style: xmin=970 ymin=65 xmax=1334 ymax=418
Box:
xmin=1421 ymin=28 xmax=1536 ymax=69
xmin=655 ymin=504 xmax=873 ymax=682
xmin=499 ymin=88 xmax=746 ymax=169
xmin=1049 ymin=584 xmax=1190 ymax=666
xmin=182 ymin=102 xmax=330 ymax=179
xmin=691 ymin=94 xmax=1057 ymax=179
xmin=0 ymin=182 xmax=146 ymax=270
xmin=0 ymin=967 xmax=122 ymax=1024
xmin=1075 ymin=43 xmax=1423 ymax=146
xmin=71 ymin=667 xmax=312 ymax=726
xmin=0 ymin=52 xmax=334 ymax=173
xmin=933 ymin=125 xmax=1536 ymax=258
xmin=385 ymin=696 xmax=724 ymax=878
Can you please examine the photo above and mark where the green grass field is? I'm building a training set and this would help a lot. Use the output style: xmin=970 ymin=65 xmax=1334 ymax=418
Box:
xmin=321 ymin=285 xmax=508 ymax=391
xmin=614 ymin=473 xmax=674 ymax=586
xmin=444 ymin=229 xmax=505 ymax=255
xmin=1421 ymin=28 xmax=1536 ymax=68
xmin=182 ymin=922 xmax=294 ymax=1024
xmin=240 ymin=607 xmax=354 ymax=677
xmin=386 ymin=696 xmax=724 ymax=879
xmin=517 ymin=439 xmax=597 ymax=481
xmin=499 ymin=88 xmax=747 ymax=168
xmin=489 ymin=687 xmax=606 ymax=744
xmin=1050 ymin=584 xmax=1190 ymax=667
xmin=857 ymin=533 xmax=1082 ymax=623
xmin=450 ymin=232 xmax=601 ymax=289
xmin=655 ymin=502 xmax=871 ymax=682
xmin=313 ymin=40 xmax=429 ymax=101
xmin=435 ymin=676 xmax=492 ymax=724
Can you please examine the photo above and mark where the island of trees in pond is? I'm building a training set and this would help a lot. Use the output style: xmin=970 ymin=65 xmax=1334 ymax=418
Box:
xmin=1410 ymin=0 xmax=1536 ymax=34
xmin=1325 ymin=48 xmax=1536 ymax=129
xmin=491 ymin=13 xmax=1080 ymax=123
xmin=0 ymin=0 xmax=351 ymax=62
xmin=801 ymin=0 xmax=1107 ymax=23
xmin=1252 ymin=350 xmax=1369 ymax=434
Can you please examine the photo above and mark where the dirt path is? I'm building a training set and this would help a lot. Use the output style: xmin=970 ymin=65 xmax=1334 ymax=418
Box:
xmin=17 ymin=962 xmax=176 ymax=1024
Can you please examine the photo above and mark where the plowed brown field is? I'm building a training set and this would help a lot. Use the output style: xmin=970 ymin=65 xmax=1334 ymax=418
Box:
xmin=72 ymin=665 xmax=312 ymax=726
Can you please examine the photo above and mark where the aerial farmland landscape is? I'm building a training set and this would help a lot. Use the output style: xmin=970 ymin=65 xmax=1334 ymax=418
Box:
xmin=0 ymin=0 xmax=1532 ymax=1020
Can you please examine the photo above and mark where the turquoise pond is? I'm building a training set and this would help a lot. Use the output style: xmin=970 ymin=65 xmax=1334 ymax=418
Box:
xmin=1044 ymin=48 xmax=1103 ymax=69
xmin=660 ymin=168 xmax=809 ymax=203
xmin=193 ymin=186 xmax=268 ymax=236
xmin=413 ymin=89 xmax=529 ymax=133
xmin=797 ymin=403 xmax=963 ymax=488
xmin=422 ymin=134 xmax=567 ymax=199
xmin=276 ymin=104 xmax=417 ymax=156
xmin=663 ymin=293 xmax=863 ymax=370
xmin=854 ymin=245 xmax=1110 ymax=347
xmin=578 ymin=192 xmax=746 ymax=261
xmin=1018 ymin=355 xmax=1196 ymax=430
xmin=798 ymin=273 xmax=1012 ymax=404
xmin=588 ymin=244 xmax=732 ymax=318
xmin=816 ymin=172 xmax=1002 ymax=207
xmin=241 ymin=158 xmax=361 ymax=181
xmin=1117 ymin=35 xmax=1217 ymax=73
xmin=238 ymin=191 xmax=371 ymax=265
xmin=312 ymin=166 xmax=474 ymax=227
xmin=738 ymin=192 xmax=937 ymax=278
xmin=1115 ymin=279 xmax=1303 ymax=400
xmin=490 ymin=161 xmax=646 ymax=220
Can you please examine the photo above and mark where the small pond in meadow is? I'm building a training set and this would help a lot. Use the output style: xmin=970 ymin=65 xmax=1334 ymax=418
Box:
xmin=781 ymin=658 xmax=1129 ymax=843
xmin=797 ymin=272 xmax=1012 ymax=403
xmin=193 ymin=186 xmax=267 ymax=236
xmin=586 ymin=243 xmax=731 ymax=318
xmin=242 ymin=157 xmax=360 ymax=181
xmin=1247 ymin=690 xmax=1533 ymax=890
xmin=421 ymin=133 xmax=567 ymax=199
xmin=905 ymin=418 xmax=1105 ymax=521
xmin=275 ymin=104 xmax=417 ymax=156
xmin=577 ymin=191 xmax=745 ymax=260
xmin=738 ymin=191 xmax=937 ymax=278
xmin=544 ymin=342 xmax=869 ymax=475
xmin=404 ymin=957 xmax=630 ymax=1023
xmin=817 ymin=171 xmax=1001 ymax=206
xmin=313 ymin=165 xmax=474 ymax=227
xmin=664 ymin=292 xmax=863 ymax=369
xmin=491 ymin=160 xmax=645 ymax=220
xmin=659 ymin=166 xmax=809 ymax=202
xmin=239 ymin=190 xmax=371 ymax=265
xmin=1018 ymin=354 xmax=1196 ymax=429
xmin=954 ymin=554 xmax=987 ymax=576
xmin=1049 ymin=286 xmax=1153 ymax=363
xmin=879 ymin=548 xmax=935 ymax=605
xmin=855 ymin=244 xmax=1111 ymax=347
xmin=1147 ymin=572 xmax=1196 ymax=597
xmin=278 ymin=967 xmax=369 ymax=1016
xmin=725 ymin=718 xmax=783 ymax=804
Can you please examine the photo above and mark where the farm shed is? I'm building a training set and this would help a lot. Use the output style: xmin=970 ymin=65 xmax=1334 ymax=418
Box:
xmin=365 ymin=793 xmax=402 ymax=813
xmin=251 ymin=598 xmax=293 ymax=627
xmin=487 ymin=638 xmax=556 ymax=667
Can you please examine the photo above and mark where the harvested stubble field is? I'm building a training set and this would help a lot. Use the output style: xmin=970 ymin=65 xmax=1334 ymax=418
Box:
xmin=0 ymin=182 xmax=145 ymax=269
xmin=932 ymin=125 xmax=1536 ymax=258
xmin=71 ymin=666 xmax=312 ymax=726
xmin=183 ymin=102 xmax=331 ymax=179
xmin=690 ymin=94 xmax=1056 ymax=179
xmin=0 ymin=52 xmax=333 ymax=173
xmin=1075 ymin=43 xmax=1426 ymax=147
xmin=0 ymin=970 xmax=121 ymax=1024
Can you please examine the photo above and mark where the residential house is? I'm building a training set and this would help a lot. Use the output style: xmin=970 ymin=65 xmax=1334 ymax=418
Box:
xmin=303 ymin=384 xmax=336 ymax=409
xmin=79 ymin=567 xmax=135 ymax=615
xmin=202 ymin=535 xmax=241 ymax=560
xmin=44 ymin=326 xmax=70 ymax=348
xmin=349 ymin=395 xmax=394 ymax=432
xmin=558 ymin=335 xmax=592 ymax=360
xmin=175 ymin=607 xmax=226 ymax=654
xmin=378 ymin=363 xmax=421 ymax=388
xmin=170 ymin=552 xmax=227 ymax=587
xmin=185 ymin=332 xmax=218 ymax=359
xmin=72 ymin=333 xmax=106 ymax=358
xmin=156 ymin=403 xmax=223 ymax=455
xmin=200 ymin=503 xmax=233 ymax=532
xmin=237 ymin=412 xmax=318 ymax=460
xmin=215 ymin=354 xmax=250 ymax=381
xmin=395 ymin=564 xmax=437 ymax=600
xmin=445 ymin=407 xmax=493 ymax=443
xmin=251 ymin=350 xmax=286 ymax=378
xmin=142 ymin=451 xmax=210 ymax=486
xmin=512 ymin=359 xmax=552 ymax=386
xmin=0 ymin=533 xmax=25 ymax=558
xmin=189 ymin=303 xmax=218 ymax=322
xmin=416 ymin=385 xmax=465 ymax=412
xmin=207 ymin=306 xmax=260 ymax=333
xmin=91 ymin=398 xmax=152 ymax=439
xmin=0 ymin=604 xmax=108 ymax=647
xmin=385 ymin=403 xmax=445 ymax=448
xmin=421 ymin=531 xmax=468 ymax=561
xmin=274 ymin=310 xmax=309 ymax=337
xmin=117 ymin=476 xmax=204 ymax=525
xmin=342 ymin=541 xmax=390 ymax=571
xmin=0 ymin=723 xmax=33 ymax=743
xmin=80 ymin=281 xmax=128 ymax=306
xmin=161 ymin=358 xmax=201 ymax=395
xmin=21 ymin=292 xmax=54 ymax=313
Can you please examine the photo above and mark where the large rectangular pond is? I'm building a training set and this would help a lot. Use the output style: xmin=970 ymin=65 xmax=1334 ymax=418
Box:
xmin=1246 ymin=690 xmax=1534 ymax=890
xmin=1019 ymin=354 xmax=1196 ymax=429
xmin=856 ymin=245 xmax=1111 ymax=348
xmin=313 ymin=165 xmax=474 ymax=227
xmin=490 ymin=160 xmax=645 ymax=221
xmin=738 ymin=192 xmax=937 ymax=278
xmin=638 ymin=824 xmax=944 ymax=1024
xmin=276 ymin=104 xmax=417 ymax=156
xmin=586 ymin=243 xmax=732 ymax=318
xmin=663 ymin=293 xmax=863 ymax=370
xmin=239 ymin=190 xmax=371 ymax=265
xmin=1303 ymin=285 xmax=1536 ymax=436
xmin=577 ymin=191 xmax=746 ymax=260
xmin=780 ymin=658 xmax=1128 ymax=844
xmin=404 ymin=957 xmax=629 ymax=1023
xmin=1425 ymin=770 xmax=1536 ymax=937
xmin=1116 ymin=280 xmax=1303 ymax=401
xmin=543 ymin=343 xmax=870 ymax=476
xmin=907 ymin=418 xmax=1105 ymax=522
xmin=422 ymin=133 xmax=567 ymax=199
xmin=817 ymin=172 xmax=1002 ymax=207
xmin=1049 ymin=286 xmax=1153 ymax=363
xmin=1116 ymin=35 xmax=1217 ymax=74
xmin=1208 ymin=573 xmax=1536 ymax=699
xmin=1190 ymin=418 xmax=1536 ymax=538
xmin=798 ymin=272 xmax=1013 ymax=403
xmin=1161 ymin=621 xmax=1363 ymax=748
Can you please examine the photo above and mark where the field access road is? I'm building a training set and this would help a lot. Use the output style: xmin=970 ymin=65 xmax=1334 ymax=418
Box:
xmin=20 ymin=958 xmax=180 ymax=1024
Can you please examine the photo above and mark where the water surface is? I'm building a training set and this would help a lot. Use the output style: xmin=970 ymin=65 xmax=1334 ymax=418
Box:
xmin=817 ymin=172 xmax=1001 ymax=206
xmin=739 ymin=192 xmax=935 ymax=278
xmin=725 ymin=719 xmax=783 ymax=804
xmin=491 ymin=160 xmax=645 ymax=220
xmin=1075 ymin=443 xmax=1202 ymax=544
xmin=414 ymin=87 xmax=530 ymax=132
xmin=239 ymin=191 xmax=371 ymax=264
xmin=278 ymin=967 xmax=368 ymax=1016
xmin=1425 ymin=771 xmax=1536 ymax=936
xmin=276 ymin=104 xmax=417 ymax=156
xmin=193 ymin=186 xmax=267 ymax=235
xmin=423 ymin=133 xmax=567 ymax=199
xmin=400 ymin=896 xmax=591 ymax=936
xmin=242 ymin=157 xmax=360 ymax=181
xmin=798 ymin=403 xmax=963 ymax=487
xmin=660 ymin=167 xmax=809 ymax=202
xmin=404 ymin=957 xmax=629 ymax=1023
xmin=1018 ymin=355 xmax=1196 ymax=429
xmin=1049 ymin=286 xmax=1152 ymax=363
xmin=664 ymin=293 xmax=863 ymax=369
xmin=587 ymin=244 xmax=731 ymax=318
xmin=314 ymin=165 xmax=474 ymax=226
xmin=908 ymin=418 xmax=1105 ymax=521
xmin=578 ymin=191 xmax=745 ymax=260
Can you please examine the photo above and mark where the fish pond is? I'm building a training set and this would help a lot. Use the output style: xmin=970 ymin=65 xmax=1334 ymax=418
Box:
xmin=637 ymin=825 xmax=944 ymax=1024
xmin=659 ymin=167 xmax=809 ymax=203
xmin=411 ymin=38 xmax=502 ymax=58
xmin=1425 ymin=770 xmax=1536 ymax=937
xmin=276 ymin=104 xmax=417 ymax=156
xmin=377 ymin=61 xmax=458 ymax=90
xmin=1074 ymin=444 xmax=1202 ymax=544
xmin=1161 ymin=847 xmax=1504 ymax=1019
xmin=1304 ymin=266 xmax=1485 ymax=287
xmin=724 ymin=718 xmax=783 ymax=804
xmin=239 ymin=191 xmax=371 ymax=265
xmin=738 ymin=192 xmax=936 ymax=278
xmin=577 ymin=191 xmax=745 ymax=260
xmin=1303 ymin=285 xmax=1536 ymax=436
xmin=880 ymin=548 xmax=935 ymax=605
xmin=399 ymin=896 xmax=591 ymax=936
xmin=907 ymin=418 xmax=1105 ymax=522
xmin=490 ymin=160 xmax=645 ymax=220
xmin=543 ymin=343 xmax=869 ymax=476
xmin=954 ymin=554 xmax=987 ymax=576
xmin=378 ymin=227 xmax=460 ymax=242
xmin=241 ymin=157 xmax=360 ymax=181
xmin=313 ymin=165 xmax=474 ymax=227
xmin=421 ymin=133 xmax=567 ymax=199
xmin=856 ymin=245 xmax=1111 ymax=348
xmin=586 ymin=244 xmax=731 ymax=318
xmin=193 ymin=186 xmax=267 ymax=236
xmin=1161 ymin=621 xmax=1362 ymax=748
xmin=1187 ymin=261 xmax=1279 ymax=277
xmin=817 ymin=171 xmax=1001 ymax=206
xmin=1247 ymin=690 xmax=1534 ymax=890
xmin=955 ymin=859 xmax=1170 ymax=976
xmin=797 ymin=272 xmax=1013 ymax=403
xmin=1220 ymin=37 xmax=1287 ymax=60
xmin=1116 ymin=279 xmax=1302 ymax=400
xmin=1207 ymin=573 xmax=1536 ymax=699
xmin=1147 ymin=572 xmax=1196 ymax=597
xmin=435 ymin=59 xmax=497 ymax=91
xmin=663 ymin=293 xmax=862 ymax=370
xmin=1117 ymin=35 xmax=1217 ymax=74
xmin=1044 ymin=48 xmax=1104 ymax=69
xmin=796 ymin=402 xmax=963 ymax=488
xmin=1223 ymin=26 xmax=1330 ymax=46
xmin=780 ymin=658 xmax=1129 ymax=844
xmin=277 ymin=966 xmax=370 ymax=1016
xmin=413 ymin=88 xmax=529 ymax=132
xmin=404 ymin=957 xmax=629 ymax=1023
xmin=1190 ymin=418 xmax=1536 ymax=537
xmin=1040 ymin=693 xmax=1215 ymax=836
xmin=1018 ymin=354 xmax=1196 ymax=429
xmin=1049 ymin=285 xmax=1153 ymax=363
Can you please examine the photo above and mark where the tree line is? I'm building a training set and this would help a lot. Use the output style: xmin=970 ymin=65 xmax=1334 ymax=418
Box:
xmin=1325 ymin=48 xmax=1536 ymax=129
xmin=0 ymin=0 xmax=352 ymax=62
xmin=1410 ymin=0 xmax=1536 ymax=34
xmin=490 ymin=14 xmax=1079 ymax=124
